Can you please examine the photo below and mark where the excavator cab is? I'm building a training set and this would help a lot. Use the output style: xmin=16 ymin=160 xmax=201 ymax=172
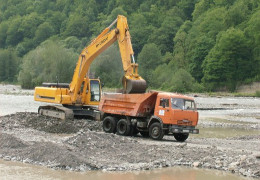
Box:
xmin=81 ymin=78 xmax=101 ymax=106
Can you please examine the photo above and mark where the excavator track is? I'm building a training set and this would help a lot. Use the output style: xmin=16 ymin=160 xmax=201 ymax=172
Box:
xmin=38 ymin=105 xmax=74 ymax=120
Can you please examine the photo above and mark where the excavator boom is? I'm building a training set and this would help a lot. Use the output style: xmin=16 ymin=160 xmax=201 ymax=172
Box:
xmin=34 ymin=15 xmax=146 ymax=119
xmin=70 ymin=15 xmax=146 ymax=101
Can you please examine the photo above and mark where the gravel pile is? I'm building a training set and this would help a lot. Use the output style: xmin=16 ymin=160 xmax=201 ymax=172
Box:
xmin=0 ymin=112 xmax=259 ymax=178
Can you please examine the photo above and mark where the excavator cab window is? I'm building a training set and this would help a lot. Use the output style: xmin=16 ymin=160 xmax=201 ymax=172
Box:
xmin=90 ymin=80 xmax=100 ymax=102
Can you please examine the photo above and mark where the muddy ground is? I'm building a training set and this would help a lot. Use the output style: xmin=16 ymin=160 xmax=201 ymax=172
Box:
xmin=0 ymin=85 xmax=260 ymax=178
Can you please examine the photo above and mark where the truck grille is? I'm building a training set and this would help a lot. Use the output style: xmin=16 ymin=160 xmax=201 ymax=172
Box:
xmin=177 ymin=120 xmax=192 ymax=126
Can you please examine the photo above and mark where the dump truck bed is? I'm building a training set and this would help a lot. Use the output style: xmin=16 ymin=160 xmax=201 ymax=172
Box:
xmin=99 ymin=92 xmax=158 ymax=117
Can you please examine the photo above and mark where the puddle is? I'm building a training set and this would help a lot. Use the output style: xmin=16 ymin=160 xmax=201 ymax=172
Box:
xmin=200 ymin=117 xmax=258 ymax=125
xmin=191 ymin=127 xmax=260 ymax=138
xmin=0 ymin=160 xmax=253 ymax=180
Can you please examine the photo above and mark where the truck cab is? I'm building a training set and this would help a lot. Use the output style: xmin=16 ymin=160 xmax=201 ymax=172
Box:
xmin=149 ymin=93 xmax=199 ymax=141
xmin=154 ymin=93 xmax=198 ymax=127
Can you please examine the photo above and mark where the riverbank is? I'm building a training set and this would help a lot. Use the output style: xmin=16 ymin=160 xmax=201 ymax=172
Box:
xmin=0 ymin=112 xmax=260 ymax=177
xmin=0 ymin=85 xmax=259 ymax=178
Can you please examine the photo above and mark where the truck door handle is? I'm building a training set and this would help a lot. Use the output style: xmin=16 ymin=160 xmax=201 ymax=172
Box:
xmin=166 ymin=109 xmax=169 ymax=112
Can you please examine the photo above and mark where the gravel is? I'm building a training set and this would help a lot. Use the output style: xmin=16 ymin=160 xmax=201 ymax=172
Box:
xmin=0 ymin=112 xmax=260 ymax=178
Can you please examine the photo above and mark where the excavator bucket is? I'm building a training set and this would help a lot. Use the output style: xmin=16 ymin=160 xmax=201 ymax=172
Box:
xmin=123 ymin=77 xmax=147 ymax=94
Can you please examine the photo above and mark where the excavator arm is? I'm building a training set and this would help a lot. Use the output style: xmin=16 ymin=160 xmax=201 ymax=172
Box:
xmin=35 ymin=15 xmax=147 ymax=108
xmin=69 ymin=15 xmax=146 ymax=103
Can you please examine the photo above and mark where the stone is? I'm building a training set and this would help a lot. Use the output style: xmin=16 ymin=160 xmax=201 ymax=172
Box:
xmin=254 ymin=153 xmax=260 ymax=159
xmin=193 ymin=161 xmax=201 ymax=167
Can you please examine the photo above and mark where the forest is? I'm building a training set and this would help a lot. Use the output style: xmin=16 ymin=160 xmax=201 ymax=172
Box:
xmin=0 ymin=0 xmax=259 ymax=92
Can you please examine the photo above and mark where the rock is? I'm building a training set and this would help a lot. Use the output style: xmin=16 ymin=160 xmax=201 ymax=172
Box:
xmin=3 ymin=156 xmax=11 ymax=161
xmin=239 ymin=168 xmax=246 ymax=175
xmin=240 ymin=155 xmax=247 ymax=163
xmin=193 ymin=161 xmax=201 ymax=167
xmin=177 ymin=143 xmax=187 ymax=148
xmin=228 ymin=162 xmax=239 ymax=171
xmin=203 ymin=163 xmax=211 ymax=168
xmin=23 ymin=158 xmax=32 ymax=163
xmin=254 ymin=153 xmax=260 ymax=159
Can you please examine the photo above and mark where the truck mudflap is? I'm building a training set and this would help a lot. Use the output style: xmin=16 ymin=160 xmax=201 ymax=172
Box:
xmin=169 ymin=125 xmax=199 ymax=134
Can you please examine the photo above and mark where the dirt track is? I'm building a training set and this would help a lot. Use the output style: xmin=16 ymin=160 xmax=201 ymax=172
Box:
xmin=0 ymin=112 xmax=260 ymax=178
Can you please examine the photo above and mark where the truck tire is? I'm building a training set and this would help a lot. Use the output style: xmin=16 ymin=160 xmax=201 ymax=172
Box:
xmin=102 ymin=116 xmax=117 ymax=133
xmin=149 ymin=122 xmax=164 ymax=140
xmin=173 ymin=133 xmax=189 ymax=142
xmin=117 ymin=119 xmax=131 ymax=136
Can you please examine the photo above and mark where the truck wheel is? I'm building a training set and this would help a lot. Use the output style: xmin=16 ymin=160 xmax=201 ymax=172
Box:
xmin=140 ymin=131 xmax=149 ymax=137
xmin=102 ymin=116 xmax=117 ymax=133
xmin=149 ymin=122 xmax=164 ymax=140
xmin=117 ymin=119 xmax=131 ymax=136
xmin=173 ymin=133 xmax=189 ymax=142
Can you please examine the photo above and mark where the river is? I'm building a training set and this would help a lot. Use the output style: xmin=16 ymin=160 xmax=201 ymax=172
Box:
xmin=0 ymin=159 xmax=252 ymax=180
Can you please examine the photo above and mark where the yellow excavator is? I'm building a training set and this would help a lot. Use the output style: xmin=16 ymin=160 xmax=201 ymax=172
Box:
xmin=34 ymin=15 xmax=147 ymax=120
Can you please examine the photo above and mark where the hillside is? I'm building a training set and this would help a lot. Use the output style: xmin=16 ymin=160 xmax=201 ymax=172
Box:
xmin=0 ymin=0 xmax=259 ymax=92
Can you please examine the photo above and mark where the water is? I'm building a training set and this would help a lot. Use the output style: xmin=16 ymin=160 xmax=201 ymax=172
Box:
xmin=0 ymin=160 xmax=252 ymax=180
xmin=193 ymin=127 xmax=260 ymax=138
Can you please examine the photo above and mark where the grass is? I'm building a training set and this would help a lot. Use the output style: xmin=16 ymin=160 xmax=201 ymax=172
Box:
xmin=204 ymin=91 xmax=260 ymax=97
xmin=255 ymin=90 xmax=260 ymax=97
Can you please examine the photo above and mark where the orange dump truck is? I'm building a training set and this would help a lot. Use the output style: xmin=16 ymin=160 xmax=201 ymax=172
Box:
xmin=99 ymin=92 xmax=199 ymax=141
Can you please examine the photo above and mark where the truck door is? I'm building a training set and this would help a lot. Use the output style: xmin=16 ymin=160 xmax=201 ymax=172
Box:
xmin=155 ymin=98 xmax=171 ymax=123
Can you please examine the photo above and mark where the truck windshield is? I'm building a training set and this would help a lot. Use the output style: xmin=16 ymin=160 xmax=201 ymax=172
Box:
xmin=171 ymin=98 xmax=196 ymax=110
xmin=90 ymin=80 xmax=100 ymax=101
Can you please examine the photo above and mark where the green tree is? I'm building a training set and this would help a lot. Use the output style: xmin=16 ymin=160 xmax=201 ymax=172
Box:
xmin=19 ymin=12 xmax=43 ymax=39
xmin=34 ymin=22 xmax=54 ymax=44
xmin=64 ymin=14 xmax=90 ymax=38
xmin=18 ymin=40 xmax=78 ymax=89
xmin=192 ymin=0 xmax=214 ymax=20
xmin=63 ymin=36 xmax=82 ymax=53
xmin=177 ymin=0 xmax=197 ymax=20
xmin=148 ymin=7 xmax=184 ymax=54
xmin=172 ymin=20 xmax=192 ymax=69
xmin=152 ymin=63 xmax=173 ymax=89
xmin=129 ymin=13 xmax=152 ymax=55
xmin=169 ymin=68 xmax=198 ymax=93
xmin=138 ymin=43 xmax=162 ymax=87
xmin=6 ymin=16 xmax=23 ymax=46
xmin=0 ymin=22 xmax=8 ymax=48
xmin=90 ymin=44 xmax=123 ymax=88
xmin=224 ymin=0 xmax=251 ymax=27
xmin=202 ymin=28 xmax=254 ymax=91
xmin=187 ymin=7 xmax=227 ymax=82
xmin=0 ymin=48 xmax=20 ymax=82
xmin=244 ymin=9 xmax=260 ymax=81
xmin=46 ymin=11 xmax=66 ymax=34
